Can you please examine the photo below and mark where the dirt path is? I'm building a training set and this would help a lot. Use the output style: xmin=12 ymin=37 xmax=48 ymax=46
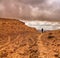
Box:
xmin=37 ymin=33 xmax=48 ymax=58
xmin=0 ymin=35 xmax=20 ymax=51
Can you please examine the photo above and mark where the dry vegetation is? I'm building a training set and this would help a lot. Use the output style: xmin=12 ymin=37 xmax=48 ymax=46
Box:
xmin=0 ymin=18 xmax=60 ymax=58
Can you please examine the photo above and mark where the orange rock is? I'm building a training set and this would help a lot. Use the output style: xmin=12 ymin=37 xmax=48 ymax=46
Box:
xmin=0 ymin=18 xmax=40 ymax=58
xmin=0 ymin=18 xmax=60 ymax=58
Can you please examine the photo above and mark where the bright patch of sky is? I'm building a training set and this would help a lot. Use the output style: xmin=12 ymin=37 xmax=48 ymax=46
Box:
xmin=20 ymin=20 xmax=60 ymax=30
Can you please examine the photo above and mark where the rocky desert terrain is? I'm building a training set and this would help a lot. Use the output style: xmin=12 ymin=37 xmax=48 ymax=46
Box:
xmin=0 ymin=18 xmax=60 ymax=58
xmin=38 ymin=30 xmax=60 ymax=58
xmin=0 ymin=18 xmax=40 ymax=58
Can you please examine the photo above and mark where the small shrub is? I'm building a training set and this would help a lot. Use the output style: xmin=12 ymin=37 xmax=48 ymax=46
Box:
xmin=48 ymin=35 xmax=55 ymax=39
xmin=54 ymin=54 xmax=59 ymax=57
xmin=57 ymin=44 xmax=60 ymax=46
xmin=49 ymin=33 xmax=52 ymax=35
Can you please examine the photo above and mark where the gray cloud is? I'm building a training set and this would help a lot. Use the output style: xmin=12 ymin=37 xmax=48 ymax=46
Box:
xmin=0 ymin=0 xmax=60 ymax=21
xmin=18 ymin=0 xmax=45 ymax=5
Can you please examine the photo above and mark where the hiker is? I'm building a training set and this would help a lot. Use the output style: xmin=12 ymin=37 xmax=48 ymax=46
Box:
xmin=41 ymin=28 xmax=44 ymax=33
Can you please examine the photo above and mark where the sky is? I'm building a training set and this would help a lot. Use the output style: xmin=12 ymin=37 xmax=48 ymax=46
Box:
xmin=21 ymin=20 xmax=60 ymax=30
xmin=0 ymin=0 xmax=60 ymax=21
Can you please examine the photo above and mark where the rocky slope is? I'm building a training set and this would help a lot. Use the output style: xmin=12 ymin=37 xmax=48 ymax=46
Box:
xmin=0 ymin=18 xmax=60 ymax=58
xmin=0 ymin=18 xmax=40 ymax=58
xmin=38 ymin=30 xmax=60 ymax=58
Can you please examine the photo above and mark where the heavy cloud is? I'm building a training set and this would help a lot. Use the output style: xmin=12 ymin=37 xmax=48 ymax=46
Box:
xmin=0 ymin=0 xmax=60 ymax=21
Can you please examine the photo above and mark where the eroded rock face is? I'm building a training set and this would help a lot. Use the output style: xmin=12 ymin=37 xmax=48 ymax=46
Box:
xmin=0 ymin=18 xmax=40 ymax=58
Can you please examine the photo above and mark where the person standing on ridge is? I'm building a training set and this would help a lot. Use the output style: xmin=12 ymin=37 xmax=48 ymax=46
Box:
xmin=41 ymin=28 xmax=44 ymax=33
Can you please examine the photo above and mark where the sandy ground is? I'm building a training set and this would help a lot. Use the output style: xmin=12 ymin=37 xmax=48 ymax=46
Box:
xmin=0 ymin=18 xmax=60 ymax=58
